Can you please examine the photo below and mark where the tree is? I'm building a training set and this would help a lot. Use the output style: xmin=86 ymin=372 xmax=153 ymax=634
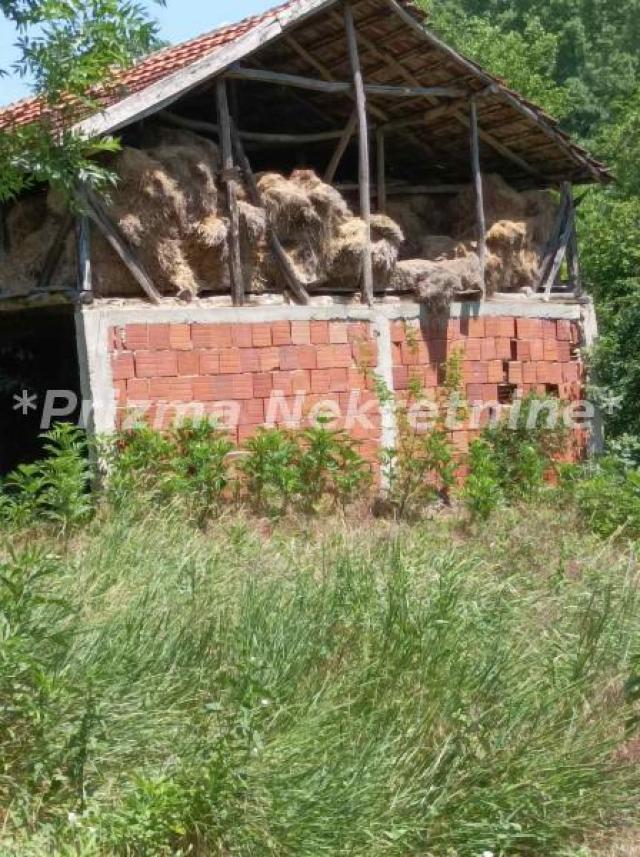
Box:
xmin=0 ymin=0 xmax=163 ymax=201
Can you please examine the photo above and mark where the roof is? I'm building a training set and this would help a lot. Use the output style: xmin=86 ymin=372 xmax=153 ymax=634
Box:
xmin=0 ymin=0 xmax=611 ymax=188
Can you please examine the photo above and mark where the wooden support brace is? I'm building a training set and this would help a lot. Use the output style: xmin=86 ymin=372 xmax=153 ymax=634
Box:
xmin=324 ymin=110 xmax=358 ymax=183
xmin=345 ymin=2 xmax=374 ymax=307
xmin=79 ymin=187 xmax=162 ymax=304
xmin=543 ymin=185 xmax=574 ymax=300
xmin=216 ymin=79 xmax=245 ymax=306
xmin=38 ymin=211 xmax=73 ymax=291
xmin=230 ymin=122 xmax=310 ymax=305
xmin=537 ymin=185 xmax=571 ymax=290
xmin=75 ymin=214 xmax=93 ymax=297
xmin=470 ymin=99 xmax=486 ymax=300
xmin=160 ymin=110 xmax=345 ymax=145
xmin=376 ymin=128 xmax=386 ymax=214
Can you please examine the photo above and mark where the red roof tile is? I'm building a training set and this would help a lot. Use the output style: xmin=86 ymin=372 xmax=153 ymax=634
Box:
xmin=0 ymin=0 xmax=295 ymax=131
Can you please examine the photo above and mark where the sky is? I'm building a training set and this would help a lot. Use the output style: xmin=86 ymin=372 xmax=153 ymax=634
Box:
xmin=0 ymin=0 xmax=274 ymax=107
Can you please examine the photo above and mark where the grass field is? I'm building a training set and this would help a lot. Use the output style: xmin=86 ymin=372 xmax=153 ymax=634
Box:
xmin=2 ymin=496 xmax=640 ymax=855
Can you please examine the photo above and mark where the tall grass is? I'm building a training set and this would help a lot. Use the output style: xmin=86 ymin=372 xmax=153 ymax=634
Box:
xmin=1 ymin=503 xmax=639 ymax=855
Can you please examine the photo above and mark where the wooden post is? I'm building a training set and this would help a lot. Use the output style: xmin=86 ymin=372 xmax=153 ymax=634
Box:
xmin=216 ymin=78 xmax=245 ymax=306
xmin=230 ymin=123 xmax=310 ymax=305
xmin=566 ymin=184 xmax=583 ymax=296
xmin=344 ymin=2 xmax=373 ymax=306
xmin=543 ymin=200 xmax=574 ymax=301
xmin=75 ymin=214 xmax=92 ymax=297
xmin=470 ymin=98 xmax=486 ymax=300
xmin=376 ymin=128 xmax=387 ymax=214
xmin=324 ymin=110 xmax=358 ymax=184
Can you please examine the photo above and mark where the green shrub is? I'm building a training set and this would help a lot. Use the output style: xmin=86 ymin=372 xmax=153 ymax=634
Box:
xmin=238 ymin=428 xmax=302 ymax=515
xmin=572 ymin=457 xmax=640 ymax=538
xmin=0 ymin=423 xmax=92 ymax=532
xmin=463 ymin=438 xmax=504 ymax=520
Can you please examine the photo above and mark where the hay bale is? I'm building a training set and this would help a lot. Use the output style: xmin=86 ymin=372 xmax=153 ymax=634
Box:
xmin=391 ymin=254 xmax=483 ymax=309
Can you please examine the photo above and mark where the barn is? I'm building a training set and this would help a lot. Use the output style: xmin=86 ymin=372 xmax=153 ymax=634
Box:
xmin=0 ymin=0 xmax=608 ymax=470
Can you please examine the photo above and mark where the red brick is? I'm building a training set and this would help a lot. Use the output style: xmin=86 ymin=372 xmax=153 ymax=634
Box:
xmin=497 ymin=317 xmax=517 ymax=338
xmin=542 ymin=319 xmax=557 ymax=340
xmin=147 ymin=324 xmax=171 ymax=350
xmin=239 ymin=399 xmax=265 ymax=426
xmin=311 ymin=369 xmax=332 ymax=393
xmin=513 ymin=340 xmax=530 ymax=361
xmin=463 ymin=339 xmax=482 ymax=360
xmin=126 ymin=378 xmax=149 ymax=399
xmin=463 ymin=361 xmax=488 ymax=384
xmin=529 ymin=339 xmax=545 ymax=361
xmin=199 ymin=350 xmax=220 ymax=375
xmin=484 ymin=317 xmax=501 ymax=337
xmin=252 ymin=372 xmax=273 ymax=397
xmin=280 ymin=345 xmax=317 ymax=371
xmin=495 ymin=338 xmax=512 ymax=360
xmin=291 ymin=320 xmax=311 ymax=345
xmin=212 ymin=373 xmax=253 ymax=400
xmin=329 ymin=322 xmax=349 ymax=344
xmin=482 ymin=384 xmax=498 ymax=401
xmin=522 ymin=362 xmax=538 ymax=383
xmin=557 ymin=340 xmax=571 ymax=363
xmin=239 ymin=348 xmax=261 ymax=373
xmin=487 ymin=360 xmax=505 ymax=383
xmin=192 ymin=377 xmax=216 ymax=401
xmin=563 ymin=362 xmax=581 ymax=383
xmin=463 ymin=317 xmax=485 ymax=338
xmin=290 ymin=369 xmax=311 ymax=393
xmin=570 ymin=322 xmax=581 ymax=344
xmin=192 ymin=324 xmax=232 ymax=349
xmin=238 ymin=425 xmax=257 ymax=446
xmin=125 ymin=324 xmax=148 ymax=351
xmin=177 ymin=351 xmax=200 ymax=376
xmin=543 ymin=339 xmax=559 ymax=361
xmin=353 ymin=340 xmax=377 ymax=368
xmin=393 ymin=366 xmax=408 ymax=390
xmin=113 ymin=379 xmax=127 ymax=404
xmin=467 ymin=383 xmax=483 ymax=402
xmin=219 ymin=349 xmax=243 ymax=374
xmin=547 ymin=362 xmax=563 ymax=385
xmin=329 ymin=367 xmax=349 ymax=392
xmin=348 ymin=367 xmax=368 ymax=391
xmin=251 ymin=324 xmax=272 ymax=347
xmin=271 ymin=321 xmax=292 ymax=346
xmin=310 ymin=320 xmax=330 ymax=345
xmin=230 ymin=324 xmax=253 ymax=348
xmin=112 ymin=352 xmax=135 ymax=380
xmin=259 ymin=347 xmax=280 ymax=372
xmin=135 ymin=351 xmax=178 ymax=378
xmin=316 ymin=345 xmax=352 ymax=370
xmin=480 ymin=338 xmax=497 ymax=360
xmin=426 ymin=339 xmax=447 ymax=362
xmin=108 ymin=327 xmax=120 ymax=352
xmin=508 ymin=361 xmax=523 ymax=384
xmin=149 ymin=377 xmax=193 ymax=402
xmin=557 ymin=319 xmax=572 ymax=341
xmin=169 ymin=324 xmax=192 ymax=351
xmin=447 ymin=319 xmax=462 ymax=340
xmin=348 ymin=322 xmax=370 ymax=343
xmin=390 ymin=321 xmax=406 ymax=343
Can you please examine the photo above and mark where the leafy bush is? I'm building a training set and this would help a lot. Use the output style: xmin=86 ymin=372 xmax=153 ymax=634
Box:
xmin=238 ymin=428 xmax=301 ymax=515
xmin=463 ymin=438 xmax=504 ymax=520
xmin=571 ymin=457 xmax=640 ymax=538
xmin=0 ymin=423 xmax=92 ymax=533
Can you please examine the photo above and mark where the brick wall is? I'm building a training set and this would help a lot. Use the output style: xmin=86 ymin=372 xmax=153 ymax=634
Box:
xmin=105 ymin=310 xmax=587 ymax=464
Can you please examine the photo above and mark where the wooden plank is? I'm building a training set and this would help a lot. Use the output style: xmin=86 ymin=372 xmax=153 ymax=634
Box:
xmin=543 ymin=205 xmax=574 ymax=300
xmin=38 ymin=211 xmax=73 ymax=290
xmin=226 ymin=65 xmax=465 ymax=98
xmin=324 ymin=110 xmax=358 ymax=183
xmin=566 ymin=186 xmax=582 ymax=296
xmin=337 ymin=182 xmax=466 ymax=195
xmin=344 ymin=2 xmax=373 ymax=306
xmin=470 ymin=99 xmax=486 ymax=300
xmin=376 ymin=128 xmax=386 ymax=214
xmin=75 ymin=214 xmax=92 ymax=296
xmin=230 ymin=123 xmax=310 ymax=305
xmin=536 ymin=185 xmax=571 ymax=289
xmin=160 ymin=110 xmax=345 ymax=144
xmin=216 ymin=79 xmax=245 ymax=307
xmin=80 ymin=187 xmax=162 ymax=304
xmin=73 ymin=0 xmax=341 ymax=138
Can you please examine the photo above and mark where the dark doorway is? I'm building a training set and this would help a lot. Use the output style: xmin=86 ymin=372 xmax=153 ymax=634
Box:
xmin=0 ymin=305 xmax=82 ymax=475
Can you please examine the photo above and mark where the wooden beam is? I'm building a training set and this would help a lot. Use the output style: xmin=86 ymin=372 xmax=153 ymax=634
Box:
xmin=160 ymin=110 xmax=346 ymax=144
xmin=226 ymin=65 xmax=465 ymax=99
xmin=536 ymin=186 xmax=571 ymax=290
xmin=376 ymin=128 xmax=387 ymax=214
xmin=324 ymin=110 xmax=358 ymax=183
xmin=543 ymin=204 xmax=574 ymax=300
xmin=345 ymin=2 xmax=373 ymax=306
xmin=38 ymin=211 xmax=73 ymax=291
xmin=230 ymin=121 xmax=311 ymax=305
xmin=337 ymin=182 xmax=466 ymax=195
xmin=216 ymin=79 xmax=245 ymax=307
xmin=75 ymin=214 xmax=92 ymax=297
xmin=470 ymin=99 xmax=486 ymax=300
xmin=79 ymin=187 xmax=162 ymax=304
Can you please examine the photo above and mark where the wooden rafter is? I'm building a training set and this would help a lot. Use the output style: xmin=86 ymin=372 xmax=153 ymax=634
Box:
xmin=160 ymin=110 xmax=346 ymax=144
xmin=470 ymin=99 xmax=486 ymax=300
xmin=324 ymin=110 xmax=358 ymax=183
xmin=75 ymin=215 xmax=93 ymax=297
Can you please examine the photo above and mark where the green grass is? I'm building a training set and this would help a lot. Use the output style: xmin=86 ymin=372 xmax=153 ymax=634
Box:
xmin=2 ymin=502 xmax=640 ymax=856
